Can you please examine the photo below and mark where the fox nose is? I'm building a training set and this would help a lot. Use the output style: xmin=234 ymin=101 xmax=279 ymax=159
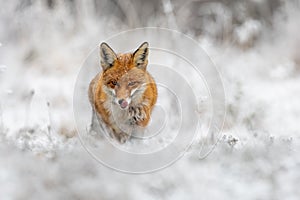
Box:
xmin=118 ymin=99 xmax=128 ymax=109
xmin=118 ymin=99 xmax=124 ymax=105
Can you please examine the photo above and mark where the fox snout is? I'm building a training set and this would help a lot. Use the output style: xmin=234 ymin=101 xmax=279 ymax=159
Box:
xmin=113 ymin=86 xmax=131 ymax=109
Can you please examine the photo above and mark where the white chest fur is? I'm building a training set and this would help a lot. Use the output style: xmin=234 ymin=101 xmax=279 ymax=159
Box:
xmin=103 ymin=99 xmax=133 ymax=134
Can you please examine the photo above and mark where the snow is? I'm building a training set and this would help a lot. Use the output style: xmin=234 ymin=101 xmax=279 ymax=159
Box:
xmin=1 ymin=0 xmax=300 ymax=199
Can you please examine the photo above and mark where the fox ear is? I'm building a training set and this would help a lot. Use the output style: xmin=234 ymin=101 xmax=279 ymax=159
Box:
xmin=100 ymin=42 xmax=117 ymax=71
xmin=133 ymin=42 xmax=149 ymax=70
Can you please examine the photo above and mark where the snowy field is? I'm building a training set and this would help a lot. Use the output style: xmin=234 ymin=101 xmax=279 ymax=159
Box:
xmin=1 ymin=0 xmax=300 ymax=199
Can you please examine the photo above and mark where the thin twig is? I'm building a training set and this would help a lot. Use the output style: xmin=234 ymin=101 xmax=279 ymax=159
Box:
xmin=198 ymin=124 xmax=223 ymax=160
xmin=46 ymin=101 xmax=53 ymax=142
xmin=24 ymin=89 xmax=35 ymax=129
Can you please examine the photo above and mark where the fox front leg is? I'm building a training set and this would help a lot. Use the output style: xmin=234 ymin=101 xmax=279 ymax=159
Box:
xmin=110 ymin=126 xmax=131 ymax=144
xmin=129 ymin=105 xmax=150 ymax=127
xmin=90 ymin=109 xmax=101 ymax=133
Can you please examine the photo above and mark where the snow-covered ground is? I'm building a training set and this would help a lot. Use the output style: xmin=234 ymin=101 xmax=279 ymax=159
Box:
xmin=1 ymin=1 xmax=300 ymax=199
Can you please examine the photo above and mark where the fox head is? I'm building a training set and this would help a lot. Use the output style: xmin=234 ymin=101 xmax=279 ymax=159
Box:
xmin=100 ymin=42 xmax=149 ymax=109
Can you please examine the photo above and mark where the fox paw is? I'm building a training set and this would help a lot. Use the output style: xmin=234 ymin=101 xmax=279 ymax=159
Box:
xmin=129 ymin=106 xmax=146 ymax=124
xmin=116 ymin=132 xmax=130 ymax=144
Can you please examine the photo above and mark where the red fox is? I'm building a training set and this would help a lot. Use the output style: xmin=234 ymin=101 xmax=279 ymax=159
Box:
xmin=88 ymin=42 xmax=157 ymax=143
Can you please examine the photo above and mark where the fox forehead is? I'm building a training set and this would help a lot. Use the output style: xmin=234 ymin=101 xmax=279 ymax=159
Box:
xmin=117 ymin=53 xmax=133 ymax=66
xmin=114 ymin=53 xmax=135 ymax=72
xmin=102 ymin=53 xmax=146 ymax=82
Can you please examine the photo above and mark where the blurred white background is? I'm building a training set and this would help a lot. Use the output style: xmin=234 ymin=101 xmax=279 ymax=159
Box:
xmin=0 ymin=0 xmax=300 ymax=199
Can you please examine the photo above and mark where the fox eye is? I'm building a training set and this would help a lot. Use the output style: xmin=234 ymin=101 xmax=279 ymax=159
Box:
xmin=108 ymin=80 xmax=118 ymax=87
xmin=128 ymin=81 xmax=138 ymax=86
